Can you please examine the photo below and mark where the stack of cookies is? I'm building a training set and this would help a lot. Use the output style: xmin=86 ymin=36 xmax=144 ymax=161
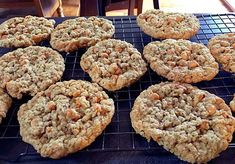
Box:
xmin=0 ymin=9 xmax=234 ymax=163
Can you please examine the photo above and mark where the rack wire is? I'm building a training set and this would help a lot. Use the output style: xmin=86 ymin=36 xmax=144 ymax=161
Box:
xmin=0 ymin=14 xmax=235 ymax=161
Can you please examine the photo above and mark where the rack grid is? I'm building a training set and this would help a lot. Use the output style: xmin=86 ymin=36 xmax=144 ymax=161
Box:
xmin=0 ymin=14 xmax=235 ymax=161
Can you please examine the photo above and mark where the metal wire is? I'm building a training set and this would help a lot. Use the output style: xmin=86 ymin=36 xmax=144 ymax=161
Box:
xmin=0 ymin=14 xmax=235 ymax=161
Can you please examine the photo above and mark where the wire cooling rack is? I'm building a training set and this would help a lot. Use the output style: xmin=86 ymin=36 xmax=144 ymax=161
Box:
xmin=0 ymin=14 xmax=235 ymax=162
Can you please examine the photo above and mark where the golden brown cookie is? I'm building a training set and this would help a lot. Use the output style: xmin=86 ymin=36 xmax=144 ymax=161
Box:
xmin=50 ymin=17 xmax=115 ymax=52
xmin=18 ymin=80 xmax=115 ymax=159
xmin=0 ymin=15 xmax=55 ymax=48
xmin=80 ymin=39 xmax=147 ymax=91
xmin=131 ymin=82 xmax=235 ymax=163
xmin=0 ymin=88 xmax=12 ymax=124
xmin=229 ymin=94 xmax=235 ymax=112
xmin=208 ymin=33 xmax=235 ymax=72
xmin=143 ymin=39 xmax=219 ymax=83
xmin=0 ymin=46 xmax=65 ymax=99
xmin=137 ymin=9 xmax=200 ymax=39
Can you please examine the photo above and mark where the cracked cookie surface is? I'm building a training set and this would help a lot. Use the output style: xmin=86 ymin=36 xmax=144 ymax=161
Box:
xmin=80 ymin=39 xmax=147 ymax=91
xmin=143 ymin=39 xmax=219 ymax=83
xmin=0 ymin=46 xmax=65 ymax=99
xmin=50 ymin=17 xmax=115 ymax=52
xmin=18 ymin=80 xmax=115 ymax=159
xmin=137 ymin=9 xmax=200 ymax=39
xmin=208 ymin=33 xmax=235 ymax=72
xmin=0 ymin=88 xmax=12 ymax=124
xmin=130 ymin=82 xmax=235 ymax=163
xmin=0 ymin=15 xmax=55 ymax=48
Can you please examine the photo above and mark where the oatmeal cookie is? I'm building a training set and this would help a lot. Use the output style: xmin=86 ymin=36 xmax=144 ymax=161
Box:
xmin=208 ymin=33 xmax=235 ymax=72
xmin=0 ymin=15 xmax=55 ymax=48
xmin=130 ymin=82 xmax=235 ymax=163
xmin=18 ymin=80 xmax=115 ymax=159
xmin=137 ymin=9 xmax=200 ymax=39
xmin=229 ymin=94 xmax=235 ymax=112
xmin=143 ymin=39 xmax=218 ymax=83
xmin=0 ymin=88 xmax=12 ymax=124
xmin=80 ymin=39 xmax=147 ymax=91
xmin=0 ymin=46 xmax=65 ymax=99
xmin=50 ymin=17 xmax=115 ymax=52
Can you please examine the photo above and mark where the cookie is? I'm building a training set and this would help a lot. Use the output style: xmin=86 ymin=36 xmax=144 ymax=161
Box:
xmin=208 ymin=33 xmax=235 ymax=72
xmin=229 ymin=94 xmax=235 ymax=112
xmin=0 ymin=46 xmax=65 ymax=99
xmin=0 ymin=88 xmax=12 ymax=124
xmin=80 ymin=39 xmax=147 ymax=91
xmin=50 ymin=17 xmax=115 ymax=52
xmin=137 ymin=9 xmax=200 ymax=39
xmin=18 ymin=80 xmax=115 ymax=159
xmin=130 ymin=82 xmax=235 ymax=163
xmin=0 ymin=15 xmax=55 ymax=48
xmin=143 ymin=39 xmax=219 ymax=83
